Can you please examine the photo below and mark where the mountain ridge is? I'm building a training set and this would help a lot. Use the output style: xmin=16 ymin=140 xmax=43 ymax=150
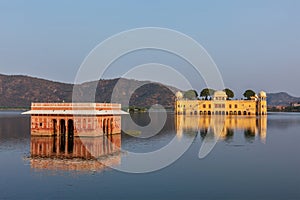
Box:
xmin=0 ymin=73 xmax=298 ymax=108
xmin=0 ymin=74 xmax=176 ymax=108
xmin=266 ymin=92 xmax=300 ymax=107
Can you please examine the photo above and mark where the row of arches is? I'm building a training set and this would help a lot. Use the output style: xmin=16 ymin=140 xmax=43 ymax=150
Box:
xmin=102 ymin=118 xmax=114 ymax=135
xmin=52 ymin=118 xmax=114 ymax=136
xmin=52 ymin=119 xmax=74 ymax=137
xmin=52 ymin=119 xmax=74 ymax=154
xmin=51 ymin=118 xmax=115 ymax=154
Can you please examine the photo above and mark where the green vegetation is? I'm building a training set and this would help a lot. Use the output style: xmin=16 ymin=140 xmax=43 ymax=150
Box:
xmin=200 ymin=88 xmax=215 ymax=100
xmin=123 ymin=106 xmax=174 ymax=113
xmin=125 ymin=106 xmax=148 ymax=113
xmin=223 ymin=88 xmax=234 ymax=99
xmin=0 ymin=107 xmax=29 ymax=111
xmin=183 ymin=90 xmax=198 ymax=100
xmin=243 ymin=89 xmax=256 ymax=100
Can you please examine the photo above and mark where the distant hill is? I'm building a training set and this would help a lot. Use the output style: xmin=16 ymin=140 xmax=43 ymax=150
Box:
xmin=267 ymin=92 xmax=300 ymax=107
xmin=0 ymin=73 xmax=299 ymax=109
xmin=0 ymin=74 xmax=176 ymax=108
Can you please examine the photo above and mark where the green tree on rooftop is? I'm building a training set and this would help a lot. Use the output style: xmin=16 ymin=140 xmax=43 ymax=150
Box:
xmin=200 ymin=88 xmax=215 ymax=100
xmin=243 ymin=89 xmax=256 ymax=100
xmin=183 ymin=90 xmax=198 ymax=100
xmin=223 ymin=88 xmax=234 ymax=100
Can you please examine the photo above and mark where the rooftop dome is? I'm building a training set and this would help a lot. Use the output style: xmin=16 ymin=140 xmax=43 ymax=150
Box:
xmin=175 ymin=91 xmax=183 ymax=99
xmin=259 ymin=91 xmax=267 ymax=97
xmin=214 ymin=90 xmax=227 ymax=96
xmin=213 ymin=90 xmax=227 ymax=100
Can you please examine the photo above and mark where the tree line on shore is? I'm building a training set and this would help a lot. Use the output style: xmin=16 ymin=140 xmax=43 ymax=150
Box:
xmin=182 ymin=88 xmax=256 ymax=100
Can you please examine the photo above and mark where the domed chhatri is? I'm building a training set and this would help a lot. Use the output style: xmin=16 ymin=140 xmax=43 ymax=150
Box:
xmin=175 ymin=90 xmax=267 ymax=116
xmin=175 ymin=91 xmax=183 ymax=99
xmin=259 ymin=91 xmax=267 ymax=98
xmin=213 ymin=91 xmax=227 ymax=101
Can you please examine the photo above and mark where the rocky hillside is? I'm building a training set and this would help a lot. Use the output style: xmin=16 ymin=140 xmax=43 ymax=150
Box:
xmin=0 ymin=74 xmax=176 ymax=108
xmin=0 ymin=73 xmax=299 ymax=109
xmin=267 ymin=92 xmax=300 ymax=107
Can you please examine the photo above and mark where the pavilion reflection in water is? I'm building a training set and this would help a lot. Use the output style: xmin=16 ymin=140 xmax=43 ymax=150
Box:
xmin=30 ymin=134 xmax=121 ymax=172
xmin=176 ymin=115 xmax=267 ymax=143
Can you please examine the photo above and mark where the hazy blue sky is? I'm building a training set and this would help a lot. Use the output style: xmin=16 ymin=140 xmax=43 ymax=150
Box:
xmin=0 ymin=0 xmax=299 ymax=96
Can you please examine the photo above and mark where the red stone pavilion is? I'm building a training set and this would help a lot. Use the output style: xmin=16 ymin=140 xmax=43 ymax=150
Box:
xmin=22 ymin=103 xmax=128 ymax=137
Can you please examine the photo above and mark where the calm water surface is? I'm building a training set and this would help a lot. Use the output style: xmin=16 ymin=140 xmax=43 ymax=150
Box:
xmin=0 ymin=111 xmax=300 ymax=199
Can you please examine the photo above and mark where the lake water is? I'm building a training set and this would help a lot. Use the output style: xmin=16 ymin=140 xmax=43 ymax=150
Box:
xmin=0 ymin=111 xmax=300 ymax=199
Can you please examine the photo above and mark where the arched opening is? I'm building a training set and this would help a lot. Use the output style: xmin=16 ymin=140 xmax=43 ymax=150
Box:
xmin=59 ymin=119 xmax=66 ymax=153
xmin=106 ymin=119 xmax=110 ymax=134
xmin=204 ymin=111 xmax=207 ymax=115
xmin=243 ymin=111 xmax=247 ymax=115
xmin=229 ymin=111 xmax=233 ymax=115
xmin=59 ymin=134 xmax=65 ymax=153
xmin=208 ymin=111 xmax=211 ymax=115
xmin=248 ymin=112 xmax=251 ymax=115
xmin=68 ymin=119 xmax=74 ymax=137
xmin=200 ymin=111 xmax=203 ymax=115
xmin=103 ymin=119 xmax=107 ymax=134
xmin=67 ymin=119 xmax=74 ymax=153
xmin=234 ymin=111 xmax=237 ymax=115
xmin=226 ymin=111 xmax=228 ymax=115
xmin=238 ymin=111 xmax=242 ymax=115
xmin=110 ymin=119 xmax=113 ymax=134
xmin=222 ymin=111 xmax=225 ymax=115
xmin=53 ymin=119 xmax=57 ymax=135
xmin=194 ymin=111 xmax=197 ymax=115
xmin=190 ymin=112 xmax=193 ymax=115
xmin=60 ymin=119 xmax=66 ymax=135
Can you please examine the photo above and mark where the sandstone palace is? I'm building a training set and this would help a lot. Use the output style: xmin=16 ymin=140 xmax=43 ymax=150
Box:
xmin=175 ymin=90 xmax=267 ymax=116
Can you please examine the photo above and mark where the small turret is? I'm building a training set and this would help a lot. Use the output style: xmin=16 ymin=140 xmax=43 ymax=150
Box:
xmin=259 ymin=91 xmax=266 ymax=97
xmin=213 ymin=91 xmax=227 ymax=101
xmin=257 ymin=91 xmax=267 ymax=115
xmin=258 ymin=91 xmax=267 ymax=100
xmin=175 ymin=91 xmax=183 ymax=100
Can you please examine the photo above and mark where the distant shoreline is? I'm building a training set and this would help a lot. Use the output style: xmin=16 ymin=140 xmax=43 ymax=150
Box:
xmin=1 ymin=107 xmax=300 ymax=114
xmin=0 ymin=107 xmax=29 ymax=111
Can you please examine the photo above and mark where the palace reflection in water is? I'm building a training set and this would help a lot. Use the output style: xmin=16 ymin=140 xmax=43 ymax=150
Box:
xmin=176 ymin=115 xmax=267 ymax=143
xmin=30 ymin=134 xmax=121 ymax=172
xmin=30 ymin=114 xmax=268 ymax=172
